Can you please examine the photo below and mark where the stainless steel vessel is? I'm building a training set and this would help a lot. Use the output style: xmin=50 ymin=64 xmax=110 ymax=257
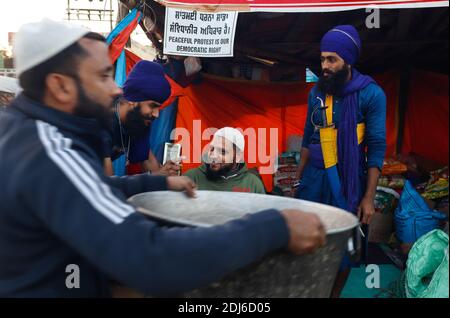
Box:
xmin=128 ymin=191 xmax=359 ymax=297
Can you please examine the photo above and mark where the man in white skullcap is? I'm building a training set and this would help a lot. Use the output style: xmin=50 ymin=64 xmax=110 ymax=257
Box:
xmin=184 ymin=127 xmax=266 ymax=193
xmin=0 ymin=18 xmax=325 ymax=298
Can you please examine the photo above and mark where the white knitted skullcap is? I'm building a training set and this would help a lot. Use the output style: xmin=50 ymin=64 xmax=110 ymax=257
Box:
xmin=213 ymin=127 xmax=245 ymax=151
xmin=14 ymin=18 xmax=89 ymax=76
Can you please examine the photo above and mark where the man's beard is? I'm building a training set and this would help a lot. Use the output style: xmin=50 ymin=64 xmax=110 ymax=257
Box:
xmin=73 ymin=80 xmax=114 ymax=130
xmin=205 ymin=162 xmax=235 ymax=180
xmin=123 ymin=104 xmax=155 ymax=138
xmin=317 ymin=64 xmax=350 ymax=96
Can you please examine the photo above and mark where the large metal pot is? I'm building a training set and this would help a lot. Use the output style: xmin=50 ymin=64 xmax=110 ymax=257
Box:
xmin=128 ymin=191 xmax=359 ymax=298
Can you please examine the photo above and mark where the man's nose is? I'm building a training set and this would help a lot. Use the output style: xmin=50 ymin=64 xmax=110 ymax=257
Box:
xmin=209 ymin=149 xmax=218 ymax=160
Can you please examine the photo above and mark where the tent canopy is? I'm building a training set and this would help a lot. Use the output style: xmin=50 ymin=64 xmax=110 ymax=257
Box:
xmin=121 ymin=1 xmax=449 ymax=75
xmin=156 ymin=0 xmax=449 ymax=12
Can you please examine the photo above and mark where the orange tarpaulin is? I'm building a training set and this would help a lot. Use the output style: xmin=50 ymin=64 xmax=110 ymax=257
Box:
xmin=175 ymin=76 xmax=312 ymax=192
xmin=174 ymin=73 xmax=400 ymax=192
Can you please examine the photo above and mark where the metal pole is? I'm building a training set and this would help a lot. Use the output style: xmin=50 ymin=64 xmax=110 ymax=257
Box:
xmin=110 ymin=0 xmax=113 ymax=31
xmin=67 ymin=0 xmax=70 ymax=21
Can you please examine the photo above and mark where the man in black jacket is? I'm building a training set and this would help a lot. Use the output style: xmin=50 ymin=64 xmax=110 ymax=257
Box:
xmin=0 ymin=19 xmax=326 ymax=297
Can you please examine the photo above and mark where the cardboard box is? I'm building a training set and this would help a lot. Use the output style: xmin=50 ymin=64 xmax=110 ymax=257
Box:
xmin=368 ymin=211 xmax=395 ymax=243
xmin=369 ymin=187 xmax=398 ymax=243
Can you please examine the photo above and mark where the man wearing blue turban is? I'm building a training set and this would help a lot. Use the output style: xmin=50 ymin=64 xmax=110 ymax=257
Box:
xmin=104 ymin=60 xmax=180 ymax=176
xmin=296 ymin=25 xmax=386 ymax=224
xmin=295 ymin=26 xmax=386 ymax=283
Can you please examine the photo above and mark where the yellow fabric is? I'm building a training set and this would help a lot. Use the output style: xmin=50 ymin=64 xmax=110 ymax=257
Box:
xmin=320 ymin=127 xmax=338 ymax=168
xmin=325 ymin=95 xmax=333 ymax=125
xmin=357 ymin=123 xmax=365 ymax=145
xmin=320 ymin=96 xmax=366 ymax=168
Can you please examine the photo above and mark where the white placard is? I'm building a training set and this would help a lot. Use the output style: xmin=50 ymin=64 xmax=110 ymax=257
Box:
xmin=164 ymin=8 xmax=238 ymax=57
xmin=163 ymin=142 xmax=182 ymax=165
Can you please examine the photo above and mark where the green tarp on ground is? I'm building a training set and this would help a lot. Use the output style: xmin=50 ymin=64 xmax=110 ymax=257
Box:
xmin=340 ymin=264 xmax=402 ymax=298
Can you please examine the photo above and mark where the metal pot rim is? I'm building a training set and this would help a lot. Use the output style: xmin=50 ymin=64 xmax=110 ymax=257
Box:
xmin=129 ymin=190 xmax=359 ymax=235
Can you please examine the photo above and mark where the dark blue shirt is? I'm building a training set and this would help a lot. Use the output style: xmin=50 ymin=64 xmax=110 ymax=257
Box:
xmin=302 ymin=83 xmax=387 ymax=170
xmin=103 ymin=115 xmax=151 ymax=164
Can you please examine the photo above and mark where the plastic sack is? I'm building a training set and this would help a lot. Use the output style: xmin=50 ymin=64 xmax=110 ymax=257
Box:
xmin=395 ymin=180 xmax=447 ymax=243
xmin=406 ymin=229 xmax=449 ymax=298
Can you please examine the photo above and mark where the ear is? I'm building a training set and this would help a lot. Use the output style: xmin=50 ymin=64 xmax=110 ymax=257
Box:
xmin=46 ymin=74 xmax=77 ymax=104
xmin=151 ymin=107 xmax=160 ymax=117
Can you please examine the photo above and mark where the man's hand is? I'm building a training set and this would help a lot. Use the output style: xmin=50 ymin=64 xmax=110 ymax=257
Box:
xmin=167 ymin=176 xmax=197 ymax=198
xmin=280 ymin=209 xmax=326 ymax=255
xmin=357 ymin=196 xmax=375 ymax=225
xmin=154 ymin=160 xmax=181 ymax=176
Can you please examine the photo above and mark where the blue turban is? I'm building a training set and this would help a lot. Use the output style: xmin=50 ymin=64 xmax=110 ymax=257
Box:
xmin=320 ymin=25 xmax=361 ymax=65
xmin=123 ymin=60 xmax=171 ymax=104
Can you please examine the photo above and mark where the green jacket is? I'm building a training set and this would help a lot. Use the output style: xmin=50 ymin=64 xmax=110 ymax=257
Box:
xmin=184 ymin=163 xmax=266 ymax=194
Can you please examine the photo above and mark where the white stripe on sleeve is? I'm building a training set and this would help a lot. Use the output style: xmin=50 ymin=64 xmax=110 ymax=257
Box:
xmin=36 ymin=120 xmax=135 ymax=224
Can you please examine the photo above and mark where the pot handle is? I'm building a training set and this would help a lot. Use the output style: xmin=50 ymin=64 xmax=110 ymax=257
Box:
xmin=347 ymin=225 xmax=363 ymax=263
